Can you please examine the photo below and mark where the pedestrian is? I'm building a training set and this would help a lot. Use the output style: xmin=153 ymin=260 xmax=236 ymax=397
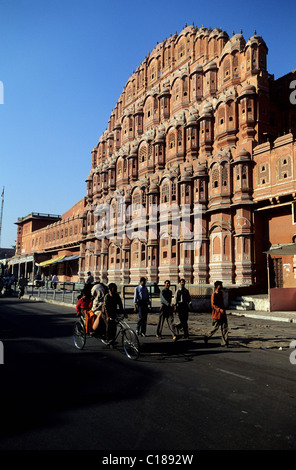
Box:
xmin=17 ymin=275 xmax=27 ymax=299
xmin=102 ymin=283 xmax=125 ymax=344
xmin=83 ymin=271 xmax=94 ymax=299
xmin=51 ymin=273 xmax=59 ymax=289
xmin=86 ymin=271 xmax=94 ymax=284
xmin=204 ymin=280 xmax=229 ymax=347
xmin=156 ymin=280 xmax=177 ymax=341
xmin=134 ymin=277 xmax=150 ymax=337
xmin=173 ymin=278 xmax=192 ymax=339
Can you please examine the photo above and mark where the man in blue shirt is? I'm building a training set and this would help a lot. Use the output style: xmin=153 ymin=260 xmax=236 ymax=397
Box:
xmin=134 ymin=277 xmax=150 ymax=336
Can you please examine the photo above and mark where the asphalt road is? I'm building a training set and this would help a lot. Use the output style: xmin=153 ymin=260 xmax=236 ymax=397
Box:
xmin=0 ymin=297 xmax=295 ymax=453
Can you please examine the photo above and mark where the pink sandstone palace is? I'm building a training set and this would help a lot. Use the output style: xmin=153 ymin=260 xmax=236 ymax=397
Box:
xmin=9 ymin=24 xmax=296 ymax=304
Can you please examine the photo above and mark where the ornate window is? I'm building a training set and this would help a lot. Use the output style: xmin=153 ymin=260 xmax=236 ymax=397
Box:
xmin=133 ymin=192 xmax=141 ymax=209
xmin=148 ymin=143 xmax=153 ymax=160
xmin=177 ymin=129 xmax=182 ymax=147
xmin=172 ymin=180 xmax=177 ymax=201
xmin=277 ymin=156 xmax=292 ymax=181
xmin=139 ymin=145 xmax=147 ymax=163
xmin=222 ymin=165 xmax=228 ymax=187
xmin=168 ymin=133 xmax=175 ymax=149
xmin=161 ymin=183 xmax=169 ymax=203
xmin=212 ymin=168 xmax=219 ymax=188
xmin=257 ymin=162 xmax=269 ymax=185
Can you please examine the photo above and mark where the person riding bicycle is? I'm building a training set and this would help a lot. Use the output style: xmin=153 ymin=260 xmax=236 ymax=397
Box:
xmin=102 ymin=283 xmax=126 ymax=345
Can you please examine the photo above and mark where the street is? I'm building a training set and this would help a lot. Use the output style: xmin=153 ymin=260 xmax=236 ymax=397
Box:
xmin=0 ymin=297 xmax=295 ymax=452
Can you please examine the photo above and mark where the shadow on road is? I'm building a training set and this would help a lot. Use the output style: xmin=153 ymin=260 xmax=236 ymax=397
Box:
xmin=138 ymin=334 xmax=249 ymax=363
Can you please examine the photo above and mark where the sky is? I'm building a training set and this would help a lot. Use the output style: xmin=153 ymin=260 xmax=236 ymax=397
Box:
xmin=0 ymin=0 xmax=295 ymax=249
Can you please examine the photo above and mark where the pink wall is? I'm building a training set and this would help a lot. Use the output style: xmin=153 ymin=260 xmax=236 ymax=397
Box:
xmin=270 ymin=287 xmax=296 ymax=311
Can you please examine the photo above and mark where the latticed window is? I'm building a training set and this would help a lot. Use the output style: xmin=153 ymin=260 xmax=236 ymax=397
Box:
xmin=139 ymin=145 xmax=147 ymax=163
xmin=169 ymin=133 xmax=175 ymax=149
xmin=174 ymin=84 xmax=180 ymax=102
xmin=183 ymin=77 xmax=188 ymax=96
xmin=257 ymin=162 xmax=269 ymax=185
xmin=222 ymin=166 xmax=228 ymax=186
xmin=212 ymin=168 xmax=219 ymax=188
xmin=162 ymin=183 xmax=169 ymax=203
xmin=224 ymin=59 xmax=230 ymax=80
xmin=172 ymin=180 xmax=177 ymax=201
xmin=277 ymin=156 xmax=292 ymax=180
xmin=233 ymin=54 xmax=239 ymax=77
xmin=148 ymin=143 xmax=153 ymax=160
xmin=178 ymin=42 xmax=185 ymax=59
xmin=133 ymin=193 xmax=141 ymax=209
xmin=111 ymin=203 xmax=116 ymax=219
xmin=177 ymin=129 xmax=182 ymax=147
xmin=142 ymin=192 xmax=147 ymax=207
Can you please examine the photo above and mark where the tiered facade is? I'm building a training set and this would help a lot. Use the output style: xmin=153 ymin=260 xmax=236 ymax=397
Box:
xmin=81 ymin=25 xmax=286 ymax=286
xmin=10 ymin=24 xmax=296 ymax=291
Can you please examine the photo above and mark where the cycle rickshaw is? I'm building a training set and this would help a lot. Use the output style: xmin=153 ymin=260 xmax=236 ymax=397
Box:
xmin=73 ymin=312 xmax=140 ymax=360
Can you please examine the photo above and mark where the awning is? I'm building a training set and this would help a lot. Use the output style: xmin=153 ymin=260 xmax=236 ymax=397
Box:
xmin=265 ymin=243 xmax=296 ymax=255
xmin=62 ymin=255 xmax=79 ymax=262
xmin=38 ymin=255 xmax=66 ymax=267
xmin=8 ymin=255 xmax=34 ymax=265
xmin=52 ymin=255 xmax=79 ymax=263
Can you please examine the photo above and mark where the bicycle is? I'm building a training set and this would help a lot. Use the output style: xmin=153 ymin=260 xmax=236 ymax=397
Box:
xmin=73 ymin=313 xmax=140 ymax=360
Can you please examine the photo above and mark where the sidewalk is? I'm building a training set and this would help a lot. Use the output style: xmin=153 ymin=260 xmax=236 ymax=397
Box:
xmin=226 ymin=309 xmax=296 ymax=324
xmin=22 ymin=287 xmax=296 ymax=324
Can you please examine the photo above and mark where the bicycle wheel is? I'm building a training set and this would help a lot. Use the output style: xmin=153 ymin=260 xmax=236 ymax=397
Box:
xmin=122 ymin=328 xmax=140 ymax=360
xmin=73 ymin=320 xmax=86 ymax=350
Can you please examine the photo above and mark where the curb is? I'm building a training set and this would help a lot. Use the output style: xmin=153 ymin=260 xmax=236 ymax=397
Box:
xmin=228 ymin=310 xmax=296 ymax=324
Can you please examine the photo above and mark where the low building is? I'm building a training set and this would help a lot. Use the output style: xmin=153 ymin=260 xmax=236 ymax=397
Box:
xmin=9 ymin=198 xmax=86 ymax=283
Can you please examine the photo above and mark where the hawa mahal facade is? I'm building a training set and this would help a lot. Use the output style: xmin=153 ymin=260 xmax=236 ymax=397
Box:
xmin=10 ymin=25 xmax=296 ymax=294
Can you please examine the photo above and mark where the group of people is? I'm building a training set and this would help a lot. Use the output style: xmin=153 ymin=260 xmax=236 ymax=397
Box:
xmin=76 ymin=273 xmax=229 ymax=347
xmin=134 ymin=277 xmax=192 ymax=342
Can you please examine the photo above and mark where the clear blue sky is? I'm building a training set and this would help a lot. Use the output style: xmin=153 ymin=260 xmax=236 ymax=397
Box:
xmin=0 ymin=0 xmax=295 ymax=249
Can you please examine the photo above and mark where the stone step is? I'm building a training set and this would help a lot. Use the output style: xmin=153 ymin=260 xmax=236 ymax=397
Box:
xmin=228 ymin=298 xmax=254 ymax=310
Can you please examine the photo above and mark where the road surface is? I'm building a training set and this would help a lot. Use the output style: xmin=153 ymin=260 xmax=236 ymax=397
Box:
xmin=0 ymin=297 xmax=295 ymax=452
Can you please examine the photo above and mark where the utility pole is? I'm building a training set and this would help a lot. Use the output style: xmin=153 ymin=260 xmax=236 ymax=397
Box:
xmin=0 ymin=187 xmax=4 ymax=248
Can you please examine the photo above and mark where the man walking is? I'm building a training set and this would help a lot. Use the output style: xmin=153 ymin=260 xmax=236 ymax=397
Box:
xmin=156 ymin=280 xmax=177 ymax=341
xmin=173 ymin=279 xmax=191 ymax=339
xmin=134 ymin=277 xmax=150 ymax=336
xmin=204 ymin=280 xmax=229 ymax=347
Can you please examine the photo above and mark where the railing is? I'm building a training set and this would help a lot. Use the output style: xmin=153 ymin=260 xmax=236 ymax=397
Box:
xmin=23 ymin=283 xmax=82 ymax=304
